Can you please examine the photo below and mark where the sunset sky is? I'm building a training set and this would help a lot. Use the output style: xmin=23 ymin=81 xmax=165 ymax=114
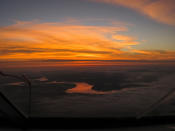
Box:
xmin=0 ymin=0 xmax=175 ymax=62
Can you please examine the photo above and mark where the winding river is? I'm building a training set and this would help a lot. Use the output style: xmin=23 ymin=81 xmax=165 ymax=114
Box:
xmin=66 ymin=82 xmax=117 ymax=94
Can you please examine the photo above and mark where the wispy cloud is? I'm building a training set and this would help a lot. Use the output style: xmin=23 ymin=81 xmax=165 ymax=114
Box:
xmin=0 ymin=20 xmax=136 ymax=60
xmin=0 ymin=20 xmax=175 ymax=61
xmin=92 ymin=0 xmax=175 ymax=26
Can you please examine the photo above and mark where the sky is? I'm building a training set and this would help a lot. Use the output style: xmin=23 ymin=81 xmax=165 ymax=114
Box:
xmin=0 ymin=0 xmax=175 ymax=62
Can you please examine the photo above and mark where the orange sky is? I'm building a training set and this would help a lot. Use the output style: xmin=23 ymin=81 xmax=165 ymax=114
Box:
xmin=0 ymin=0 xmax=175 ymax=65
xmin=1 ymin=20 xmax=175 ymax=62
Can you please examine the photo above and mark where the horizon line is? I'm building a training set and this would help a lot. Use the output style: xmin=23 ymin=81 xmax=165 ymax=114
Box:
xmin=1 ymin=59 xmax=175 ymax=63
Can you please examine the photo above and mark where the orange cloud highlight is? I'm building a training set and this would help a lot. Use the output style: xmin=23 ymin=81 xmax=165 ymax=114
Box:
xmin=0 ymin=20 xmax=175 ymax=61
xmin=0 ymin=21 xmax=136 ymax=61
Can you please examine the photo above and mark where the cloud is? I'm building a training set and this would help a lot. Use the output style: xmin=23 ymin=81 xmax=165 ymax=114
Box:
xmin=0 ymin=20 xmax=175 ymax=61
xmin=0 ymin=20 xmax=138 ymax=60
xmin=128 ymin=49 xmax=175 ymax=60
xmin=92 ymin=0 xmax=175 ymax=26
xmin=113 ymin=35 xmax=135 ymax=41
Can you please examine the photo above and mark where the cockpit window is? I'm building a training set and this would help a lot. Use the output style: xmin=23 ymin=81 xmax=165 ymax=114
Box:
xmin=0 ymin=0 xmax=175 ymax=120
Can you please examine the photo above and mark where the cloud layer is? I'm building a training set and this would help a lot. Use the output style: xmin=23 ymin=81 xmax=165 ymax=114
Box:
xmin=93 ymin=0 xmax=175 ymax=26
xmin=0 ymin=20 xmax=175 ymax=61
